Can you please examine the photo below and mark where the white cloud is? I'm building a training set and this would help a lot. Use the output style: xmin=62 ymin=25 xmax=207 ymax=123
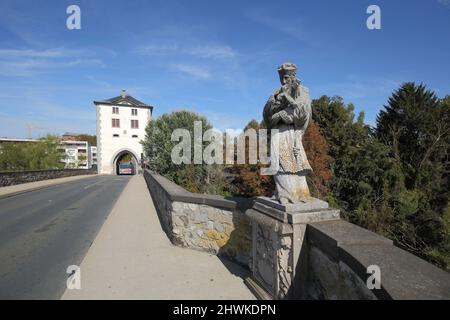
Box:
xmin=0 ymin=58 xmax=104 ymax=77
xmin=172 ymin=63 xmax=211 ymax=79
xmin=0 ymin=102 xmax=96 ymax=138
xmin=0 ymin=47 xmax=104 ymax=77
xmin=313 ymin=76 xmax=402 ymax=100
xmin=137 ymin=44 xmax=179 ymax=56
xmin=60 ymin=59 xmax=105 ymax=68
xmin=0 ymin=48 xmax=81 ymax=59
xmin=185 ymin=45 xmax=236 ymax=59
xmin=138 ymin=43 xmax=237 ymax=59
xmin=246 ymin=10 xmax=307 ymax=43
xmin=244 ymin=9 xmax=324 ymax=48
xmin=438 ymin=0 xmax=450 ymax=8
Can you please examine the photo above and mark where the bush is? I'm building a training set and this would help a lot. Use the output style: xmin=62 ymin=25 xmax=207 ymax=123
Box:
xmin=141 ymin=110 xmax=228 ymax=195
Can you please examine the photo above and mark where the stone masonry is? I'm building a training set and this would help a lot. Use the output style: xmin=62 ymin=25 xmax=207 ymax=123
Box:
xmin=0 ymin=168 xmax=96 ymax=187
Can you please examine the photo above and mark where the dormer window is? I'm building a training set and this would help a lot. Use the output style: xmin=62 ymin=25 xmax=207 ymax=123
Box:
xmin=112 ymin=107 xmax=119 ymax=114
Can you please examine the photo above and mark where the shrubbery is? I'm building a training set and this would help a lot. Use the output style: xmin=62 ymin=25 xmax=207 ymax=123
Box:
xmin=142 ymin=84 xmax=450 ymax=270
xmin=141 ymin=110 xmax=228 ymax=195
xmin=0 ymin=135 xmax=65 ymax=171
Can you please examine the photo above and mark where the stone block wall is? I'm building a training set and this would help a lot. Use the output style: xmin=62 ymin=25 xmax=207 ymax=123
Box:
xmin=144 ymin=170 xmax=252 ymax=268
xmin=304 ymin=220 xmax=450 ymax=299
xmin=144 ymin=169 xmax=450 ymax=299
xmin=306 ymin=244 xmax=377 ymax=299
xmin=0 ymin=168 xmax=97 ymax=187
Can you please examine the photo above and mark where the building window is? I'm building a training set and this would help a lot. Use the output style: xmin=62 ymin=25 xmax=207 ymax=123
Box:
xmin=131 ymin=108 xmax=138 ymax=116
xmin=132 ymin=135 xmax=138 ymax=138
xmin=112 ymin=107 xmax=119 ymax=114
xmin=113 ymin=134 xmax=119 ymax=137
xmin=131 ymin=120 xmax=139 ymax=129
xmin=112 ymin=119 xmax=120 ymax=128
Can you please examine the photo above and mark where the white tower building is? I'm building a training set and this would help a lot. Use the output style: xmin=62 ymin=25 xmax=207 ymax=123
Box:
xmin=94 ymin=90 xmax=153 ymax=174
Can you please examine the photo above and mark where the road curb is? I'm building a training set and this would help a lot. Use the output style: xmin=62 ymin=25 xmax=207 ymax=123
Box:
xmin=0 ymin=174 xmax=101 ymax=200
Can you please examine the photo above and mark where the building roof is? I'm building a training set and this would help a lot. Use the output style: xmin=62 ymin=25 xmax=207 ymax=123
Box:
xmin=0 ymin=138 xmax=39 ymax=143
xmin=94 ymin=90 xmax=153 ymax=112
xmin=63 ymin=132 xmax=82 ymax=136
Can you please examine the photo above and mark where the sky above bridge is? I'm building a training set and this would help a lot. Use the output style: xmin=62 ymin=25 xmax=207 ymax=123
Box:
xmin=0 ymin=0 xmax=449 ymax=138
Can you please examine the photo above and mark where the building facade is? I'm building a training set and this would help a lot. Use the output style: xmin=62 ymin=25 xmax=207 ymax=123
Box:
xmin=90 ymin=146 xmax=97 ymax=167
xmin=59 ymin=140 xmax=92 ymax=169
xmin=1 ymin=138 xmax=95 ymax=170
xmin=0 ymin=138 xmax=39 ymax=145
xmin=94 ymin=90 xmax=153 ymax=175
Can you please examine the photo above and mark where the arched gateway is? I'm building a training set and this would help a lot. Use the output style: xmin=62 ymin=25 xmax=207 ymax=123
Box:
xmin=112 ymin=149 xmax=139 ymax=175
xmin=94 ymin=90 xmax=153 ymax=175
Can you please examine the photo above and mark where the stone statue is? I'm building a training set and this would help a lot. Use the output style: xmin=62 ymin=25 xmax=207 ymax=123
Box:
xmin=246 ymin=64 xmax=337 ymax=299
xmin=263 ymin=63 xmax=312 ymax=204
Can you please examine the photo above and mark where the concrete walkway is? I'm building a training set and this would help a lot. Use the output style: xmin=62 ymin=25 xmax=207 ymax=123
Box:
xmin=0 ymin=174 xmax=98 ymax=199
xmin=62 ymin=175 xmax=255 ymax=300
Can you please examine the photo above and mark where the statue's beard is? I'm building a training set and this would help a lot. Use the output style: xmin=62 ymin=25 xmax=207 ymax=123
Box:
xmin=282 ymin=81 xmax=292 ymax=92
xmin=282 ymin=81 xmax=298 ymax=97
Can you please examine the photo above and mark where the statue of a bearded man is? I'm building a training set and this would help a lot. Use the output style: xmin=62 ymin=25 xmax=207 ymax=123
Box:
xmin=263 ymin=63 xmax=312 ymax=204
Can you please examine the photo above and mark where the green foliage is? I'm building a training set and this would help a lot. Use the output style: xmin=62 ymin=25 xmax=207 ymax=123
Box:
xmin=312 ymin=85 xmax=450 ymax=271
xmin=141 ymin=110 xmax=228 ymax=195
xmin=140 ymin=87 xmax=450 ymax=270
xmin=227 ymin=119 xmax=274 ymax=197
xmin=0 ymin=135 xmax=65 ymax=171
xmin=376 ymin=83 xmax=447 ymax=188
xmin=312 ymin=96 xmax=379 ymax=221
xmin=76 ymin=134 xmax=97 ymax=146
xmin=119 ymin=153 xmax=132 ymax=162
xmin=375 ymin=84 xmax=449 ymax=269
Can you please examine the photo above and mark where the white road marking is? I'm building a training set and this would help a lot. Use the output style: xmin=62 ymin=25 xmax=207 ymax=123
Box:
xmin=83 ymin=180 xmax=103 ymax=190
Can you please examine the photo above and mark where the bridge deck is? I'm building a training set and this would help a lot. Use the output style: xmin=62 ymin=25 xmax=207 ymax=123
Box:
xmin=62 ymin=175 xmax=255 ymax=300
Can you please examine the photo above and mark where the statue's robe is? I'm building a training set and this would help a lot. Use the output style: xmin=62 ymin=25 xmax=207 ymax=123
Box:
xmin=263 ymin=84 xmax=313 ymax=203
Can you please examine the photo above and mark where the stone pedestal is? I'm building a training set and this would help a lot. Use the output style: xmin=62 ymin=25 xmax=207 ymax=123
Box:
xmin=245 ymin=196 xmax=340 ymax=299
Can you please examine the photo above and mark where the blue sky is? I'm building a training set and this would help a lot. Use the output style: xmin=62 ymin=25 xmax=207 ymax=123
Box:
xmin=0 ymin=0 xmax=449 ymax=138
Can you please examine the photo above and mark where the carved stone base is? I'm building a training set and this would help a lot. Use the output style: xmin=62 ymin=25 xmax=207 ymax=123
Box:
xmin=245 ymin=197 xmax=340 ymax=299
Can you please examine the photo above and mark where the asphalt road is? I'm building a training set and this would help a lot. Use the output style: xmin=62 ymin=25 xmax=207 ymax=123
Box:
xmin=0 ymin=175 xmax=131 ymax=299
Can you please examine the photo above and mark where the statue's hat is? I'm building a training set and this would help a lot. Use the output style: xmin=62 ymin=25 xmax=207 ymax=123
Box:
xmin=277 ymin=63 xmax=297 ymax=75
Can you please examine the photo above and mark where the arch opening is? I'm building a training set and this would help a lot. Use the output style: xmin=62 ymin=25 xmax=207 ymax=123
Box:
xmin=113 ymin=150 xmax=138 ymax=175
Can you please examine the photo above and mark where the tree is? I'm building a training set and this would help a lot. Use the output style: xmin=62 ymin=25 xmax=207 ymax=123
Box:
xmin=303 ymin=120 xmax=333 ymax=199
xmin=228 ymin=119 xmax=274 ymax=197
xmin=311 ymin=88 xmax=449 ymax=270
xmin=76 ymin=153 xmax=87 ymax=168
xmin=76 ymin=134 xmax=96 ymax=146
xmin=0 ymin=135 xmax=65 ymax=171
xmin=228 ymin=118 xmax=333 ymax=200
xmin=311 ymin=96 xmax=407 ymax=231
xmin=311 ymin=95 xmax=374 ymax=214
xmin=376 ymin=83 xmax=447 ymax=189
xmin=141 ymin=110 xmax=228 ymax=194
xmin=376 ymin=84 xmax=450 ymax=269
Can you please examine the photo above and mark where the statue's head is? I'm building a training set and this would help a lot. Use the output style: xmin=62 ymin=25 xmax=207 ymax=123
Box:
xmin=277 ymin=63 xmax=297 ymax=86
